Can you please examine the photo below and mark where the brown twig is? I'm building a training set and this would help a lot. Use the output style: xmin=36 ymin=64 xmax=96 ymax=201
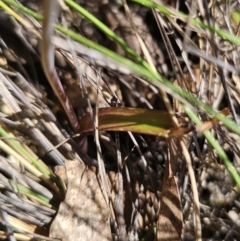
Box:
xmin=41 ymin=0 xmax=79 ymax=132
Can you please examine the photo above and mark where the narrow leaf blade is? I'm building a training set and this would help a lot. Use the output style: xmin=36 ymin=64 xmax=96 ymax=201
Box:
xmin=79 ymin=107 xmax=190 ymax=137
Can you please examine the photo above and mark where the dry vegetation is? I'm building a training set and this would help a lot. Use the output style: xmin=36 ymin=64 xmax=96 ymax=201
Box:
xmin=0 ymin=0 xmax=240 ymax=240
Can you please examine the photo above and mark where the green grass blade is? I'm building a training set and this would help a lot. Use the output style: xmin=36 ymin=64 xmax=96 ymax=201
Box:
xmin=64 ymin=0 xmax=152 ymax=70
xmin=9 ymin=180 xmax=57 ymax=207
xmin=0 ymin=127 xmax=51 ymax=176
xmin=140 ymin=227 xmax=156 ymax=241
xmin=2 ymin=0 xmax=240 ymax=137
xmin=2 ymin=1 xmax=240 ymax=185
xmin=4 ymin=0 xmax=240 ymax=46
xmin=1 ymin=0 xmax=42 ymax=20
xmin=184 ymin=105 xmax=240 ymax=187
xmin=130 ymin=0 xmax=240 ymax=45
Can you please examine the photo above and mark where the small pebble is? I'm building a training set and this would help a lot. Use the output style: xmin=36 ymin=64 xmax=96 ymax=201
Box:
xmin=203 ymin=217 xmax=211 ymax=225
xmin=228 ymin=210 xmax=239 ymax=222
xmin=220 ymin=226 xmax=228 ymax=234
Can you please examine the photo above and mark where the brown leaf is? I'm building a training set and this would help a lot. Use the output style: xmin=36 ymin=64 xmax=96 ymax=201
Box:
xmin=156 ymin=141 xmax=183 ymax=241
xmin=79 ymin=107 xmax=191 ymax=137
xmin=156 ymin=174 xmax=182 ymax=241
xmin=50 ymin=160 xmax=111 ymax=241
xmin=79 ymin=107 xmax=230 ymax=138
xmin=196 ymin=107 xmax=230 ymax=133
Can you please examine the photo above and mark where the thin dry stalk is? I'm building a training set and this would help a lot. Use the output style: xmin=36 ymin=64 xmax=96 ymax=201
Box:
xmin=181 ymin=141 xmax=202 ymax=241
xmin=41 ymin=0 xmax=79 ymax=131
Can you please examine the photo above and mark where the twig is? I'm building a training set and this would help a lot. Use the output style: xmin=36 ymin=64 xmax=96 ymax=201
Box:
xmin=181 ymin=141 xmax=202 ymax=241
xmin=0 ymin=210 xmax=16 ymax=241
xmin=41 ymin=0 xmax=79 ymax=131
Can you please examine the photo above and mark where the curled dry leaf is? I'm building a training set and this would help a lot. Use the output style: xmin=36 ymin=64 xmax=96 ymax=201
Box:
xmin=50 ymin=160 xmax=111 ymax=241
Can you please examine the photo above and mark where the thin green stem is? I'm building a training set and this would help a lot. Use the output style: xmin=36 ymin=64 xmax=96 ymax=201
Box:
xmin=0 ymin=127 xmax=51 ymax=176
xmin=9 ymin=180 xmax=58 ymax=207
xmin=64 ymin=0 xmax=152 ymax=71
xmin=2 ymin=0 xmax=240 ymax=136
xmin=2 ymin=0 xmax=240 ymax=188
xmin=184 ymin=105 xmax=240 ymax=187
xmin=130 ymin=0 xmax=240 ymax=45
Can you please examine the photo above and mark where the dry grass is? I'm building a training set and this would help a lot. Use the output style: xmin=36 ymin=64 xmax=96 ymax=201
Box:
xmin=0 ymin=0 xmax=240 ymax=240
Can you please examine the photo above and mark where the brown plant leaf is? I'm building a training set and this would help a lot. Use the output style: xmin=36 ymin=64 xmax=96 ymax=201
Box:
xmin=156 ymin=174 xmax=182 ymax=241
xmin=49 ymin=160 xmax=111 ymax=241
xmin=196 ymin=107 xmax=230 ymax=133
xmin=79 ymin=107 xmax=191 ymax=137
xmin=79 ymin=107 xmax=230 ymax=137
xmin=156 ymin=141 xmax=183 ymax=241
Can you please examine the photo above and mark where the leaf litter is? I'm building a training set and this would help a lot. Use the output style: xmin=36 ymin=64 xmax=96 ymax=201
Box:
xmin=0 ymin=0 xmax=240 ymax=241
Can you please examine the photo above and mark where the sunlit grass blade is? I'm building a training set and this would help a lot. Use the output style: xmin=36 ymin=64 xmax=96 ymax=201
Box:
xmin=8 ymin=180 xmax=58 ymax=208
xmin=130 ymin=0 xmax=240 ymax=45
xmin=0 ymin=126 xmax=62 ymax=194
xmin=4 ymin=0 xmax=240 ymax=46
xmin=184 ymin=105 xmax=240 ymax=187
xmin=1 ymin=0 xmax=42 ymax=20
xmin=2 ymin=0 xmax=240 ymax=188
xmin=0 ymin=1 xmax=30 ymax=26
xmin=2 ymin=0 xmax=240 ymax=138
xmin=0 ymin=215 xmax=48 ymax=239
xmin=64 ymin=0 xmax=152 ymax=70
xmin=80 ymin=107 xmax=231 ymax=137
xmin=0 ymin=126 xmax=51 ymax=176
